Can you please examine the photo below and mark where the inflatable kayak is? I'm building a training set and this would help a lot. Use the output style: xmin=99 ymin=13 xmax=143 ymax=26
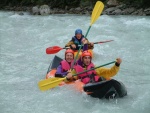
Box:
xmin=46 ymin=55 xmax=127 ymax=99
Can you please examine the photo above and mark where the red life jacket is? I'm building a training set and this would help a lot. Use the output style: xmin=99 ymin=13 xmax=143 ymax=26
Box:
xmin=60 ymin=60 xmax=74 ymax=72
xmin=74 ymin=62 xmax=100 ymax=84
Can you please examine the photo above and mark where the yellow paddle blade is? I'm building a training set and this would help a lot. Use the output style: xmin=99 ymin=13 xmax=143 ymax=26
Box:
xmin=38 ymin=77 xmax=66 ymax=91
xmin=90 ymin=1 xmax=104 ymax=26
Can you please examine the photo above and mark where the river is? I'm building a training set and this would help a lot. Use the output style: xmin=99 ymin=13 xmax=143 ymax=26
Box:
xmin=0 ymin=11 xmax=150 ymax=113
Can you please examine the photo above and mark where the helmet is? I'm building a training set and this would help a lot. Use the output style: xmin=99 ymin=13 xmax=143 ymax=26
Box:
xmin=81 ymin=50 xmax=92 ymax=58
xmin=75 ymin=29 xmax=82 ymax=35
xmin=65 ymin=49 xmax=74 ymax=55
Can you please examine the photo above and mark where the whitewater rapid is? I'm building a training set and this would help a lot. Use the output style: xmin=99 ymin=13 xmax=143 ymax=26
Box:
xmin=0 ymin=11 xmax=150 ymax=113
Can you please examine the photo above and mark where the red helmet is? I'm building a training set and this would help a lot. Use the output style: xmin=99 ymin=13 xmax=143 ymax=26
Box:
xmin=65 ymin=49 xmax=74 ymax=55
xmin=81 ymin=50 xmax=92 ymax=58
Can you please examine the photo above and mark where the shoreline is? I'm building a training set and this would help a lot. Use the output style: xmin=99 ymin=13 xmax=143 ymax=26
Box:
xmin=1 ymin=4 xmax=150 ymax=16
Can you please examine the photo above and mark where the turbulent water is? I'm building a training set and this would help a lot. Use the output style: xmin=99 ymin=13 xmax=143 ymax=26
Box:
xmin=0 ymin=11 xmax=150 ymax=113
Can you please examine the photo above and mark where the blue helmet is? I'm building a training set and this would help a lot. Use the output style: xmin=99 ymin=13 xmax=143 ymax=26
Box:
xmin=75 ymin=29 xmax=82 ymax=35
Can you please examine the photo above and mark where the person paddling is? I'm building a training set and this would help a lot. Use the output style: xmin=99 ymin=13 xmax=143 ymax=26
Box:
xmin=65 ymin=29 xmax=94 ymax=50
xmin=66 ymin=50 xmax=122 ymax=83
xmin=55 ymin=49 xmax=74 ymax=77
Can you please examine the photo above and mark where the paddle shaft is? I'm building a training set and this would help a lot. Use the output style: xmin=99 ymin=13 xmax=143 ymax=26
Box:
xmin=93 ymin=40 xmax=114 ymax=44
xmin=72 ymin=61 xmax=116 ymax=76
xmin=65 ymin=40 xmax=114 ymax=48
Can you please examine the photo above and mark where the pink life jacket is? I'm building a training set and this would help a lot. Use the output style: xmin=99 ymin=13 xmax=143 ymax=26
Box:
xmin=60 ymin=60 xmax=74 ymax=72
xmin=74 ymin=62 xmax=100 ymax=84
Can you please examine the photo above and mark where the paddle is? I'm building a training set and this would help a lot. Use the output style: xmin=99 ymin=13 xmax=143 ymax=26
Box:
xmin=46 ymin=40 xmax=112 ymax=54
xmin=38 ymin=61 xmax=115 ymax=91
xmin=72 ymin=1 xmax=104 ymax=69
xmin=46 ymin=46 xmax=69 ymax=54
xmin=93 ymin=40 xmax=114 ymax=44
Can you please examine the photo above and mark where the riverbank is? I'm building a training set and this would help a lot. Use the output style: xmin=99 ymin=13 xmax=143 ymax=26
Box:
xmin=1 ymin=3 xmax=150 ymax=16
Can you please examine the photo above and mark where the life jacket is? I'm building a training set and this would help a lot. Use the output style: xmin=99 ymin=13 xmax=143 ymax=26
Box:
xmin=74 ymin=63 xmax=100 ymax=84
xmin=60 ymin=60 xmax=74 ymax=72
xmin=72 ymin=35 xmax=84 ymax=50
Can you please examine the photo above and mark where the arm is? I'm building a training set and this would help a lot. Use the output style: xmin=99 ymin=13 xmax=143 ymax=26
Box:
xmin=65 ymin=40 xmax=74 ymax=47
xmin=55 ymin=65 xmax=68 ymax=77
xmin=65 ymin=69 xmax=78 ymax=82
xmin=65 ymin=38 xmax=77 ymax=50
xmin=65 ymin=37 xmax=75 ymax=47
xmin=95 ymin=61 xmax=121 ymax=80
xmin=87 ymin=39 xmax=94 ymax=49
xmin=86 ymin=38 xmax=94 ymax=49
xmin=96 ymin=58 xmax=122 ymax=79
xmin=82 ymin=38 xmax=93 ymax=50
